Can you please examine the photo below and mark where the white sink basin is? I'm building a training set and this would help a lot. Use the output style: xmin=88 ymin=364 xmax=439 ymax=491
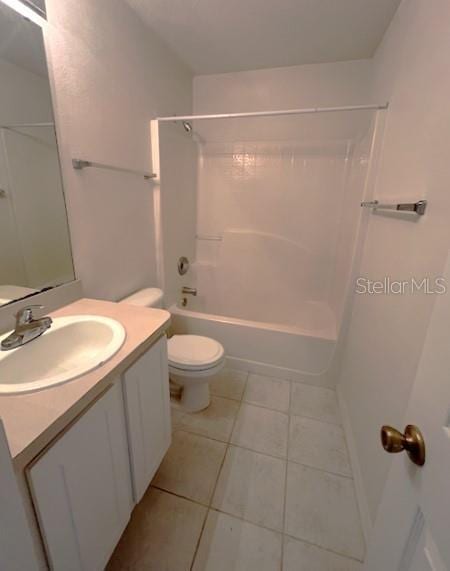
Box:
xmin=0 ymin=315 xmax=126 ymax=394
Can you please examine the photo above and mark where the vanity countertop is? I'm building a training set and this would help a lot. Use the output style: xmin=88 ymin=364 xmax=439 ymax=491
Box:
xmin=0 ymin=298 xmax=171 ymax=469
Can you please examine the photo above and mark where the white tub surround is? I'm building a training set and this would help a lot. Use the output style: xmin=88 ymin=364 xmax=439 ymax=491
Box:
xmin=152 ymin=60 xmax=381 ymax=384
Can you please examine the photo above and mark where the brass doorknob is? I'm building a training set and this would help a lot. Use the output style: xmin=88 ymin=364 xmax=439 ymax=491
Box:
xmin=380 ymin=424 xmax=426 ymax=466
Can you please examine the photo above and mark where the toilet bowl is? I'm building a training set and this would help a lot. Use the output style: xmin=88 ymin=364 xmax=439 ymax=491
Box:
xmin=168 ymin=334 xmax=225 ymax=411
xmin=120 ymin=288 xmax=225 ymax=412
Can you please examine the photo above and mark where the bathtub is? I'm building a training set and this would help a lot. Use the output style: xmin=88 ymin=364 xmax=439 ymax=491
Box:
xmin=169 ymin=298 xmax=336 ymax=381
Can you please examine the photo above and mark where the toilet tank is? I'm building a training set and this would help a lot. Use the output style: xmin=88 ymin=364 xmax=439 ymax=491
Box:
xmin=121 ymin=288 xmax=164 ymax=309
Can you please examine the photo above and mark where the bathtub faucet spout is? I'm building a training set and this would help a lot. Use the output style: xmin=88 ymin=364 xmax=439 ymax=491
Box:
xmin=182 ymin=286 xmax=197 ymax=296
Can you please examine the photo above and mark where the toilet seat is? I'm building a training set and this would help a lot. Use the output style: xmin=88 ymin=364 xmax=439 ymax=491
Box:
xmin=168 ymin=335 xmax=225 ymax=371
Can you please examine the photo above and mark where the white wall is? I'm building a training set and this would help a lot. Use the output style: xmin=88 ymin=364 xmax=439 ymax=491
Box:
xmin=0 ymin=57 xmax=52 ymax=125
xmin=338 ymin=0 xmax=450 ymax=527
xmin=194 ymin=60 xmax=373 ymax=114
xmin=194 ymin=60 xmax=375 ymax=153
xmin=44 ymin=0 xmax=193 ymax=301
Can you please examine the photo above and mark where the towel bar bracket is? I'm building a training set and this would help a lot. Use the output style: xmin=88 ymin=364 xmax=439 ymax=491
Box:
xmin=361 ymin=199 xmax=427 ymax=216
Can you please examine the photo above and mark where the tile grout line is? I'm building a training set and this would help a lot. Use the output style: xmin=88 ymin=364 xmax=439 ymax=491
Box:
xmin=169 ymin=371 xmax=358 ymax=566
xmin=209 ymin=391 xmax=291 ymax=415
xmin=288 ymin=410 xmax=342 ymax=427
xmin=204 ymin=385 xmax=343 ymax=428
xmin=285 ymin=458 xmax=354 ymax=480
xmin=189 ymin=371 xmax=250 ymax=571
xmin=115 ymin=371 xmax=355 ymax=570
xmin=282 ymin=530 xmax=365 ymax=564
xmin=179 ymin=370 xmax=342 ymax=423
xmin=206 ymin=505 xmax=284 ymax=535
xmin=151 ymin=484 xmax=282 ymax=535
xmin=283 ymin=533 xmax=364 ymax=563
xmin=288 ymin=411 xmax=342 ymax=427
xmin=174 ymin=411 xmax=343 ymax=447
xmin=242 ymin=400 xmax=290 ymax=414
xmin=288 ymin=406 xmax=343 ymax=430
xmin=170 ymin=426 xmax=354 ymax=481
xmin=280 ymin=380 xmax=293 ymax=571
xmin=189 ymin=507 xmax=209 ymax=571
xmin=150 ymin=485 xmax=364 ymax=565
xmin=167 ymin=377 xmax=361 ymax=566
xmin=150 ymin=484 xmax=210 ymax=509
xmin=171 ymin=426 xmax=286 ymax=460
xmin=232 ymin=368 xmax=340 ymax=396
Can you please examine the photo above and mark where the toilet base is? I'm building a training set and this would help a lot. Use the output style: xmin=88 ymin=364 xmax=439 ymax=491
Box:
xmin=169 ymin=359 xmax=225 ymax=413
xmin=180 ymin=382 xmax=210 ymax=412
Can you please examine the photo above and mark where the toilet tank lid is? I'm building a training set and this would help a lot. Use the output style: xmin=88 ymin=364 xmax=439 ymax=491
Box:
xmin=121 ymin=288 xmax=163 ymax=308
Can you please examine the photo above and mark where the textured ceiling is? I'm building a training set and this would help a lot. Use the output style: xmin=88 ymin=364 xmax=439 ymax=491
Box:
xmin=125 ymin=0 xmax=401 ymax=74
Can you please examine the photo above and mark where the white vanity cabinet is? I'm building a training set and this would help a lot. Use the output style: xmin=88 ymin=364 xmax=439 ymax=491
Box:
xmin=122 ymin=335 xmax=171 ymax=502
xmin=27 ymin=381 xmax=133 ymax=571
xmin=25 ymin=335 xmax=171 ymax=570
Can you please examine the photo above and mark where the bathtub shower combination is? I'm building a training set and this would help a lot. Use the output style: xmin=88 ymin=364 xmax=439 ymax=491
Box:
xmin=152 ymin=105 xmax=385 ymax=383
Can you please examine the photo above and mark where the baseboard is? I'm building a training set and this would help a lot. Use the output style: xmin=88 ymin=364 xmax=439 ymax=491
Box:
xmin=226 ymin=355 xmax=336 ymax=388
xmin=337 ymin=385 xmax=372 ymax=547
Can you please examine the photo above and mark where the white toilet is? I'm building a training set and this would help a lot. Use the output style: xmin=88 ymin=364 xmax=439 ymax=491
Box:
xmin=121 ymin=288 xmax=225 ymax=412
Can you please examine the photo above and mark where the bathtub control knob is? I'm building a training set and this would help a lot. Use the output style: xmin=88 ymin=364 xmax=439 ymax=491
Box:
xmin=178 ymin=256 xmax=190 ymax=276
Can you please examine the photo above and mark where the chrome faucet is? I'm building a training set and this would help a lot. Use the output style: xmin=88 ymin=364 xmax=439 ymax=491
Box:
xmin=1 ymin=305 xmax=53 ymax=351
xmin=181 ymin=286 xmax=197 ymax=296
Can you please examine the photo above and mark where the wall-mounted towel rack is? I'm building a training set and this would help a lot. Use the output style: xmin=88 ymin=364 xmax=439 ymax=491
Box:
xmin=0 ymin=122 xmax=54 ymax=129
xmin=72 ymin=159 xmax=156 ymax=181
xmin=361 ymin=200 xmax=427 ymax=216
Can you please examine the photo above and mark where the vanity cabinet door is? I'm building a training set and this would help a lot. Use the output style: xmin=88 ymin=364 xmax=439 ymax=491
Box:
xmin=123 ymin=335 xmax=171 ymax=502
xmin=27 ymin=382 xmax=133 ymax=571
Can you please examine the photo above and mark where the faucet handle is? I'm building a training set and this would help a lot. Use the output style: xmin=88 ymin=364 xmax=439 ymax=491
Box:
xmin=15 ymin=305 xmax=44 ymax=325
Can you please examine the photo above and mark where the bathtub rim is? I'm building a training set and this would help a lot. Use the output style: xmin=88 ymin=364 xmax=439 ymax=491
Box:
xmin=169 ymin=302 xmax=337 ymax=341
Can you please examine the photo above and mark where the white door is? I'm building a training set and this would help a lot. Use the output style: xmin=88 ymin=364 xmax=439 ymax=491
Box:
xmin=364 ymin=255 xmax=450 ymax=570
xmin=28 ymin=382 xmax=133 ymax=571
xmin=122 ymin=336 xmax=171 ymax=502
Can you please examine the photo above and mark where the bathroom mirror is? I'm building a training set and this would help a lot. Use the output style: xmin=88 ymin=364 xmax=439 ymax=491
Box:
xmin=0 ymin=0 xmax=74 ymax=307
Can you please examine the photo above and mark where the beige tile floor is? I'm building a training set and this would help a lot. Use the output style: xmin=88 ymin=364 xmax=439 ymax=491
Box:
xmin=108 ymin=369 xmax=364 ymax=570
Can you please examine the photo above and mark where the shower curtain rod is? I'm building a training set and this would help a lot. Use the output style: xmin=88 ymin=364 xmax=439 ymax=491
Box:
xmin=156 ymin=103 xmax=389 ymax=123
